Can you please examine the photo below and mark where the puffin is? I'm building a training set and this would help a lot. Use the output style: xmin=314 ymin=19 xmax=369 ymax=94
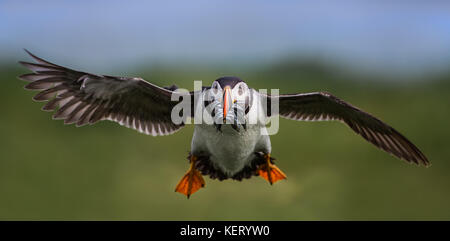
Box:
xmin=18 ymin=50 xmax=429 ymax=198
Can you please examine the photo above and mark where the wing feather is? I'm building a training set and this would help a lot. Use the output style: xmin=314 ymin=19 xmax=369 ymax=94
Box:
xmin=18 ymin=50 xmax=192 ymax=136
xmin=266 ymin=92 xmax=429 ymax=166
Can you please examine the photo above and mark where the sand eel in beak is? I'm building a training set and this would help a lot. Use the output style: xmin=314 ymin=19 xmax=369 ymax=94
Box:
xmin=18 ymin=50 xmax=429 ymax=198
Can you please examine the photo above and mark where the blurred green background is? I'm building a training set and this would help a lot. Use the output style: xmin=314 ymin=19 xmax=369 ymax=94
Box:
xmin=1 ymin=1 xmax=450 ymax=220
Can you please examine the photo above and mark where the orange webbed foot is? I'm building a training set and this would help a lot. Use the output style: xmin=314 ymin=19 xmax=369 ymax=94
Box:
xmin=175 ymin=155 xmax=206 ymax=198
xmin=258 ymin=154 xmax=287 ymax=185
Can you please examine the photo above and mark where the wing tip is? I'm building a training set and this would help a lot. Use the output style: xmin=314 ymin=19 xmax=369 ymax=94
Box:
xmin=23 ymin=49 xmax=44 ymax=63
xmin=17 ymin=73 xmax=32 ymax=82
xmin=23 ymin=48 xmax=32 ymax=56
xmin=18 ymin=60 xmax=30 ymax=67
xmin=420 ymin=157 xmax=431 ymax=168
xmin=401 ymin=152 xmax=430 ymax=168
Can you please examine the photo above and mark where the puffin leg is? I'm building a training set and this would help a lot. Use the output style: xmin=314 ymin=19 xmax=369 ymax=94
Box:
xmin=258 ymin=153 xmax=287 ymax=185
xmin=175 ymin=155 xmax=206 ymax=198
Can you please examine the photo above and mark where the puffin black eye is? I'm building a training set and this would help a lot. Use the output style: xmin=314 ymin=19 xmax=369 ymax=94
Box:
xmin=212 ymin=83 xmax=219 ymax=94
xmin=238 ymin=85 xmax=244 ymax=96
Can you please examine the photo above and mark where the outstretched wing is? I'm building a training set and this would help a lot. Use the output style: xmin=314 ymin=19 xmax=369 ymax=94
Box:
xmin=266 ymin=92 xmax=429 ymax=166
xmin=18 ymin=50 xmax=191 ymax=136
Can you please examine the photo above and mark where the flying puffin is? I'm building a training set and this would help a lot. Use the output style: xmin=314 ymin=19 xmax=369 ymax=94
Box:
xmin=18 ymin=50 xmax=429 ymax=198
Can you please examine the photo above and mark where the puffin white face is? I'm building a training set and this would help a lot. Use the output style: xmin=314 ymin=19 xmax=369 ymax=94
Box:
xmin=207 ymin=78 xmax=250 ymax=130
xmin=211 ymin=81 xmax=249 ymax=115
xmin=231 ymin=82 xmax=250 ymax=104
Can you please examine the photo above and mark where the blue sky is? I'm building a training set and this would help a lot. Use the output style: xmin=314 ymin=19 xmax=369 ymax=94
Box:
xmin=1 ymin=0 xmax=449 ymax=75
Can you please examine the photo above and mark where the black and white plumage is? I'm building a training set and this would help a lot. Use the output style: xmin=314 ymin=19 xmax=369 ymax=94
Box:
xmin=18 ymin=50 xmax=429 ymax=197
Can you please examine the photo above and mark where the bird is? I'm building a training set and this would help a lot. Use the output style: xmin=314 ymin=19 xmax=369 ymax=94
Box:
xmin=18 ymin=50 xmax=429 ymax=198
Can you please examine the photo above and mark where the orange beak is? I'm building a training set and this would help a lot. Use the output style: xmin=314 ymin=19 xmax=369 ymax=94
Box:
xmin=223 ymin=86 xmax=231 ymax=122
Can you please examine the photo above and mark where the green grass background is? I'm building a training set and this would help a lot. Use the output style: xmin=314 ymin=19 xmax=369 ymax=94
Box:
xmin=0 ymin=60 xmax=449 ymax=220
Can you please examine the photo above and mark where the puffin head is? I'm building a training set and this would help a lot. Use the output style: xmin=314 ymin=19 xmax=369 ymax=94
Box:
xmin=207 ymin=76 xmax=251 ymax=130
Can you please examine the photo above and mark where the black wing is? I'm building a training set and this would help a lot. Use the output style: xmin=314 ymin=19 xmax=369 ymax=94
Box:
xmin=266 ymin=92 xmax=429 ymax=166
xmin=18 ymin=50 xmax=192 ymax=136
